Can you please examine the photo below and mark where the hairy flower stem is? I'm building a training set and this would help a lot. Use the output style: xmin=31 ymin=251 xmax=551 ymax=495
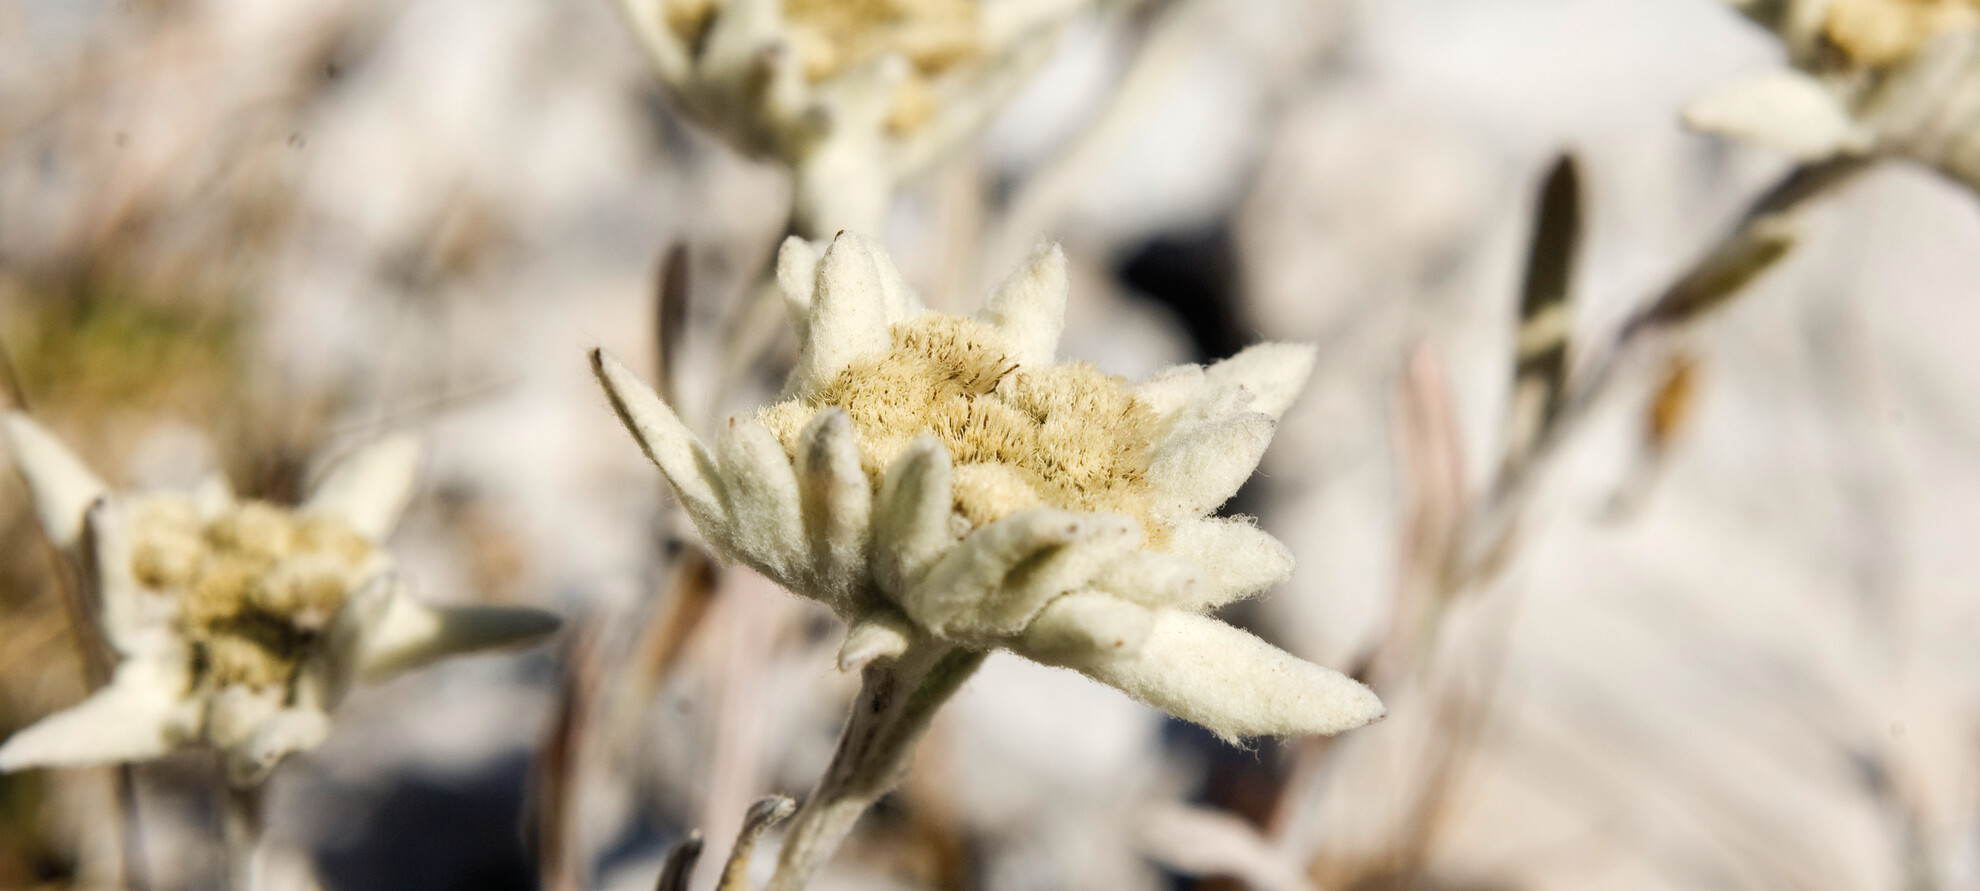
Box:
xmin=222 ymin=783 xmax=263 ymax=891
xmin=763 ymin=639 xmax=986 ymax=891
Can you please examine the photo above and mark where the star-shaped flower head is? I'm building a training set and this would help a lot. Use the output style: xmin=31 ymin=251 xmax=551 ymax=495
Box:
xmin=0 ymin=416 xmax=562 ymax=786
xmin=594 ymin=235 xmax=1383 ymax=741
xmin=617 ymin=0 xmax=1079 ymax=234
xmin=1688 ymin=0 xmax=1980 ymax=189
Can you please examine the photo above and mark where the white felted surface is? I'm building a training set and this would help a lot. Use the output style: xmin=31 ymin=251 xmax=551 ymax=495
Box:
xmin=795 ymin=409 xmax=873 ymax=607
xmin=796 ymin=234 xmax=898 ymax=392
xmin=777 ymin=235 xmax=824 ymax=339
xmin=714 ymin=419 xmax=804 ymax=577
xmin=1132 ymin=365 xmax=1211 ymax=419
xmin=906 ymin=509 xmax=1138 ymax=638
xmin=1018 ymin=590 xmax=1156 ymax=660
xmin=592 ymin=349 xmax=724 ymax=526
xmin=983 ymin=243 xmax=1070 ymax=365
xmin=837 ymin=609 xmax=915 ymax=671
xmin=1091 ymin=550 xmax=1207 ymax=609
xmin=872 ymin=435 xmax=958 ymax=597
xmin=1204 ymin=342 xmax=1320 ymax=421
xmin=1146 ymin=413 xmax=1276 ymax=520
xmin=1161 ymin=517 xmax=1296 ymax=608
xmin=1053 ymin=610 xmax=1385 ymax=742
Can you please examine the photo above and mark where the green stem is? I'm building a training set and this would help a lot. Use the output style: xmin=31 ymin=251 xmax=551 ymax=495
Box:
xmin=762 ymin=640 xmax=985 ymax=891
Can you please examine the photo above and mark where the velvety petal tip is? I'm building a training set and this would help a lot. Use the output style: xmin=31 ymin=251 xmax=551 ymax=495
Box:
xmin=304 ymin=433 xmax=421 ymax=542
xmin=358 ymin=595 xmax=563 ymax=682
xmin=1057 ymin=611 xmax=1383 ymax=742
xmin=592 ymin=348 xmax=725 ymax=524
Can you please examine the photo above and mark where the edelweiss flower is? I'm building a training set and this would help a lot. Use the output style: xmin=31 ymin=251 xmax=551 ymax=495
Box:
xmin=1688 ymin=0 xmax=1980 ymax=189
xmin=0 ymin=416 xmax=561 ymax=786
xmin=593 ymin=234 xmax=1383 ymax=741
xmin=617 ymin=0 xmax=1079 ymax=234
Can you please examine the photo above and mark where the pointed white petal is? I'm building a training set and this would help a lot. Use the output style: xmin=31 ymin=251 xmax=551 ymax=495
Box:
xmin=982 ymin=243 xmax=1068 ymax=365
xmin=304 ymin=434 xmax=421 ymax=542
xmin=592 ymin=349 xmax=727 ymax=533
xmin=1146 ymin=413 xmax=1275 ymax=520
xmin=1683 ymin=70 xmax=1857 ymax=161
xmin=357 ymin=593 xmax=563 ymax=682
xmin=795 ymin=409 xmax=871 ymax=606
xmin=1204 ymin=343 xmax=1317 ymax=421
xmin=3 ymin=412 xmax=108 ymax=549
xmin=777 ymin=236 xmax=824 ymax=340
xmin=837 ymin=608 xmax=916 ymax=671
xmin=715 ymin=419 xmax=804 ymax=577
xmin=872 ymin=436 xmax=956 ymax=600
xmin=794 ymin=234 xmax=901 ymax=390
xmin=1160 ymin=517 xmax=1294 ymax=609
xmin=1013 ymin=590 xmax=1154 ymax=660
xmin=1091 ymin=550 xmax=1207 ymax=610
xmin=866 ymin=233 xmax=922 ymax=323
xmin=906 ymin=509 xmax=1137 ymax=638
xmin=1051 ymin=610 xmax=1383 ymax=742
xmin=0 ymin=668 xmax=190 ymax=771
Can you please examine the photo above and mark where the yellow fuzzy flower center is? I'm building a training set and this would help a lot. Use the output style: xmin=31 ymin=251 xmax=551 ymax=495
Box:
xmin=129 ymin=497 xmax=375 ymax=690
xmin=758 ymin=315 xmax=1165 ymax=534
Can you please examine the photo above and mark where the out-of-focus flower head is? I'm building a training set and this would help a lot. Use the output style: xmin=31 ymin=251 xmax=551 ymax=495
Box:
xmin=0 ymin=417 xmax=561 ymax=787
xmin=593 ymin=234 xmax=1384 ymax=742
xmin=617 ymin=0 xmax=1083 ymax=234
xmin=1689 ymin=0 xmax=1980 ymax=189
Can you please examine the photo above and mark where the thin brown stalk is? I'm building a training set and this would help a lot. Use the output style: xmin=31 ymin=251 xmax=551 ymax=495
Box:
xmin=653 ymin=831 xmax=704 ymax=891
xmin=717 ymin=797 xmax=796 ymax=891
xmin=531 ymin=619 xmax=607 ymax=891
xmin=653 ymin=243 xmax=691 ymax=409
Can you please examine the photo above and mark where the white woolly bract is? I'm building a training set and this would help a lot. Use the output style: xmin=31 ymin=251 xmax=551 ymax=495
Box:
xmin=982 ymin=243 xmax=1069 ymax=366
xmin=2 ymin=413 xmax=108 ymax=549
xmin=1046 ymin=610 xmax=1385 ymax=742
xmin=304 ymin=434 xmax=422 ymax=542
xmin=1683 ymin=70 xmax=1860 ymax=161
xmin=0 ymin=662 xmax=193 ymax=771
